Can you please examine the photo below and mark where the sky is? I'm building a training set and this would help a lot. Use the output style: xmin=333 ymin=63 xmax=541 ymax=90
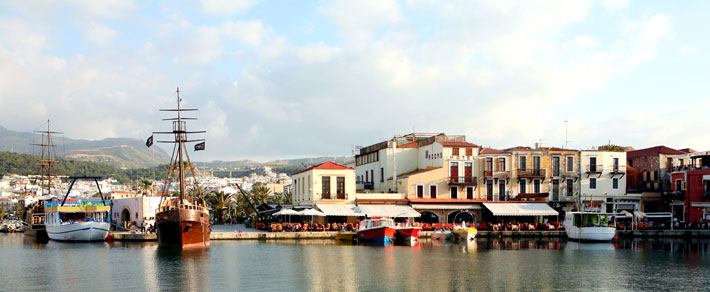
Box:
xmin=1 ymin=0 xmax=709 ymax=162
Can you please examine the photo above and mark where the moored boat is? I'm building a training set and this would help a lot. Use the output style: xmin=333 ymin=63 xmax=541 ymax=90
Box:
xmin=357 ymin=217 xmax=395 ymax=245
xmin=564 ymin=212 xmax=615 ymax=242
xmin=395 ymin=225 xmax=422 ymax=245
xmin=152 ymin=88 xmax=211 ymax=249
xmin=44 ymin=176 xmax=111 ymax=242
xmin=452 ymin=223 xmax=477 ymax=242
xmin=431 ymin=228 xmax=453 ymax=242
xmin=23 ymin=120 xmax=60 ymax=243
xmin=335 ymin=231 xmax=357 ymax=243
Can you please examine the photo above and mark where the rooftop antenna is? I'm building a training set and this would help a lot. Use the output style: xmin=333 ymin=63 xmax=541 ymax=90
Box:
xmin=564 ymin=119 xmax=569 ymax=149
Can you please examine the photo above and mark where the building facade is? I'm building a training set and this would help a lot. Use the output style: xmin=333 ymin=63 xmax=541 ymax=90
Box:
xmin=579 ymin=150 xmax=634 ymax=213
xmin=292 ymin=161 xmax=356 ymax=207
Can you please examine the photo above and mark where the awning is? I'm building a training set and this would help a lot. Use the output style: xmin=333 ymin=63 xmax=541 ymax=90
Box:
xmin=483 ymin=203 xmax=558 ymax=216
xmin=354 ymin=205 xmax=421 ymax=218
xmin=691 ymin=202 xmax=710 ymax=208
xmin=411 ymin=204 xmax=481 ymax=210
xmin=315 ymin=203 xmax=363 ymax=216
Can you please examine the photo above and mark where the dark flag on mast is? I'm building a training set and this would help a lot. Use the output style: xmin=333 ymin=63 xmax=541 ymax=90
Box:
xmin=195 ymin=142 xmax=205 ymax=151
xmin=146 ymin=135 xmax=154 ymax=147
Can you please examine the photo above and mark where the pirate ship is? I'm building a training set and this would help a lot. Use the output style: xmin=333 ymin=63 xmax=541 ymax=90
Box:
xmin=151 ymin=88 xmax=210 ymax=248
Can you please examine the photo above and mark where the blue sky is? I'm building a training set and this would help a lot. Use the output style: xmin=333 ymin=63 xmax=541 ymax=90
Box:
xmin=0 ymin=0 xmax=708 ymax=162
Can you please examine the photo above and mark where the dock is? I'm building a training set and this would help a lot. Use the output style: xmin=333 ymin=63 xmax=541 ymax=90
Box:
xmin=617 ymin=229 xmax=710 ymax=238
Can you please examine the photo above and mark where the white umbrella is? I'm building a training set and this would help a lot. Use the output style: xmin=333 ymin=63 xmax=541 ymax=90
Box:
xmin=299 ymin=209 xmax=326 ymax=216
xmin=274 ymin=209 xmax=300 ymax=216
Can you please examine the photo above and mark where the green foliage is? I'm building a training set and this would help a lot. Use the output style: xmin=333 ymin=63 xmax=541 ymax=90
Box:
xmin=0 ymin=151 xmax=168 ymax=184
xmin=597 ymin=144 xmax=625 ymax=151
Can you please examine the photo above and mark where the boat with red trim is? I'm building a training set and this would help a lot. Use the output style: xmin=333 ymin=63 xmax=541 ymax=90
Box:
xmin=395 ymin=225 xmax=421 ymax=245
xmin=357 ymin=217 xmax=395 ymax=245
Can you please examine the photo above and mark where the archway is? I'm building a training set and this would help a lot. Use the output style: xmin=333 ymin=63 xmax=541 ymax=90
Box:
xmin=448 ymin=210 xmax=475 ymax=224
xmin=121 ymin=208 xmax=131 ymax=228
xmin=419 ymin=211 xmax=439 ymax=224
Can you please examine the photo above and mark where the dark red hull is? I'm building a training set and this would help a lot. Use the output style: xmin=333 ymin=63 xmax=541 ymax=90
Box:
xmin=156 ymin=207 xmax=211 ymax=249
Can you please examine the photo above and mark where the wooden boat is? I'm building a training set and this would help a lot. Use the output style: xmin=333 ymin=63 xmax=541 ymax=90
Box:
xmin=152 ymin=88 xmax=211 ymax=249
xmin=23 ymin=120 xmax=59 ymax=243
xmin=564 ymin=212 xmax=615 ymax=242
xmin=357 ymin=217 xmax=395 ymax=245
xmin=335 ymin=231 xmax=357 ymax=243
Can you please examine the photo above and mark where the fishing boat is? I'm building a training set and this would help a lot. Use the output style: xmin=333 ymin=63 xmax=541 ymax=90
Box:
xmin=23 ymin=120 xmax=61 ymax=242
xmin=152 ymin=88 xmax=211 ymax=249
xmin=357 ymin=217 xmax=395 ymax=245
xmin=44 ymin=176 xmax=111 ymax=241
xmin=452 ymin=222 xmax=477 ymax=242
xmin=564 ymin=212 xmax=615 ymax=242
xmin=395 ymin=223 xmax=422 ymax=245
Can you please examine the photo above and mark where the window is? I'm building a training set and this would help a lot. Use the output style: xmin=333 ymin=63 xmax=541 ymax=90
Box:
xmin=429 ymin=185 xmax=438 ymax=198
xmin=425 ymin=150 xmax=429 ymax=159
xmin=452 ymin=147 xmax=460 ymax=156
xmin=533 ymin=179 xmax=541 ymax=193
xmin=416 ymin=185 xmax=424 ymax=198
xmin=371 ymin=170 xmax=374 ymax=184
xmin=322 ymin=177 xmax=330 ymax=199
xmin=589 ymin=157 xmax=597 ymax=172
xmin=612 ymin=178 xmax=619 ymax=189
xmin=486 ymin=180 xmax=494 ymax=200
xmin=613 ymin=158 xmax=619 ymax=172
xmin=630 ymin=176 xmax=635 ymax=189
xmin=498 ymin=157 xmax=506 ymax=172
xmin=450 ymin=187 xmax=458 ymax=199
xmin=567 ymin=156 xmax=574 ymax=172
xmin=466 ymin=148 xmax=473 ymax=156
xmin=380 ymin=168 xmax=384 ymax=182
xmin=519 ymin=179 xmax=527 ymax=194
xmin=485 ymin=158 xmax=493 ymax=172
xmin=365 ymin=171 xmax=369 ymax=182
xmin=590 ymin=178 xmax=597 ymax=189
xmin=553 ymin=156 xmax=560 ymax=176
xmin=337 ymin=177 xmax=345 ymax=198
xmin=520 ymin=156 xmax=527 ymax=171
xmin=466 ymin=187 xmax=474 ymax=199
xmin=498 ymin=180 xmax=506 ymax=201
xmin=566 ymin=179 xmax=574 ymax=196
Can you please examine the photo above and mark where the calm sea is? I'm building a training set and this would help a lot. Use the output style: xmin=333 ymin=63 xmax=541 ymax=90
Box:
xmin=0 ymin=233 xmax=709 ymax=292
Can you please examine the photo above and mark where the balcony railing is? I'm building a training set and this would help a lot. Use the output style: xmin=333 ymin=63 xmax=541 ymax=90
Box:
xmin=486 ymin=190 xmax=510 ymax=201
xmin=449 ymin=176 xmax=477 ymax=185
xmin=317 ymin=193 xmax=348 ymax=200
xmin=484 ymin=170 xmax=510 ymax=179
xmin=586 ymin=165 xmax=603 ymax=173
xmin=516 ymin=192 xmax=549 ymax=200
xmin=610 ymin=166 xmax=626 ymax=174
xmin=517 ymin=168 xmax=546 ymax=177
xmin=356 ymin=182 xmax=374 ymax=190
xmin=661 ymin=190 xmax=685 ymax=201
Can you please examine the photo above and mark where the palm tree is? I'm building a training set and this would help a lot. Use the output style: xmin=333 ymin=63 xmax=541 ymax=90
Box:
xmin=139 ymin=179 xmax=152 ymax=195
xmin=251 ymin=183 xmax=272 ymax=204
xmin=207 ymin=191 xmax=236 ymax=224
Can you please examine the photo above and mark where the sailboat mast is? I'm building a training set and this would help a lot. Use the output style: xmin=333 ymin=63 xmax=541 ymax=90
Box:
xmin=46 ymin=120 xmax=52 ymax=194
xmin=177 ymin=88 xmax=186 ymax=203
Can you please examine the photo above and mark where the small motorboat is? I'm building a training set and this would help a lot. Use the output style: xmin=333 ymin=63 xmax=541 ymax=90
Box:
xmin=335 ymin=231 xmax=357 ymax=243
xmin=431 ymin=228 xmax=453 ymax=242
xmin=452 ymin=223 xmax=477 ymax=242
xmin=395 ymin=221 xmax=422 ymax=245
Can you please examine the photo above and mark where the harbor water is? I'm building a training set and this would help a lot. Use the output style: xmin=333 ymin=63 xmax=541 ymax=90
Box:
xmin=1 ymin=233 xmax=709 ymax=291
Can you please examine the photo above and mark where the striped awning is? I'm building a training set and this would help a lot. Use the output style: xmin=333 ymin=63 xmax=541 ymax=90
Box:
xmin=315 ymin=203 xmax=363 ymax=216
xmin=483 ymin=203 xmax=558 ymax=216
xmin=411 ymin=204 xmax=480 ymax=210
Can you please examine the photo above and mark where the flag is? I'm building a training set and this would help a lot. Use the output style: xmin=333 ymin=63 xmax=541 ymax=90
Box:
xmin=145 ymin=135 xmax=153 ymax=147
xmin=195 ymin=141 xmax=205 ymax=151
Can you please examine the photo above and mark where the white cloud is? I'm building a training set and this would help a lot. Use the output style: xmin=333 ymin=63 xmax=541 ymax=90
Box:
xmin=221 ymin=20 xmax=269 ymax=46
xmin=600 ymin=0 xmax=630 ymax=10
xmin=84 ymin=22 xmax=117 ymax=45
xmin=201 ymin=0 xmax=257 ymax=15
xmin=681 ymin=44 xmax=697 ymax=53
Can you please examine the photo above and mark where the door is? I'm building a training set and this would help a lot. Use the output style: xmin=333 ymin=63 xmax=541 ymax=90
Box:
xmin=486 ymin=180 xmax=494 ymax=201
xmin=498 ymin=180 xmax=506 ymax=201
xmin=430 ymin=185 xmax=437 ymax=199
xmin=552 ymin=179 xmax=560 ymax=201
xmin=450 ymin=187 xmax=458 ymax=199
xmin=590 ymin=157 xmax=597 ymax=172
xmin=533 ymin=156 xmax=541 ymax=175
xmin=464 ymin=162 xmax=473 ymax=183
xmin=450 ymin=162 xmax=459 ymax=183
xmin=553 ymin=157 xmax=560 ymax=176
xmin=417 ymin=185 xmax=424 ymax=198
xmin=466 ymin=187 xmax=474 ymax=200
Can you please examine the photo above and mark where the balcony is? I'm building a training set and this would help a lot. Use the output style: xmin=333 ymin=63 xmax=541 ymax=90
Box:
xmin=610 ymin=165 xmax=626 ymax=178
xmin=561 ymin=169 xmax=579 ymax=178
xmin=484 ymin=170 xmax=510 ymax=179
xmin=516 ymin=192 xmax=549 ymax=200
xmin=449 ymin=176 xmax=477 ymax=185
xmin=319 ymin=193 xmax=347 ymax=200
xmin=661 ymin=190 xmax=685 ymax=201
xmin=356 ymin=182 xmax=374 ymax=190
xmin=585 ymin=165 xmax=603 ymax=173
xmin=486 ymin=190 xmax=510 ymax=201
xmin=517 ymin=168 xmax=546 ymax=178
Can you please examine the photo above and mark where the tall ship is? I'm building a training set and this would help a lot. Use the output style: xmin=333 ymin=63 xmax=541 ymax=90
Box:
xmin=564 ymin=212 xmax=616 ymax=242
xmin=22 ymin=120 xmax=61 ymax=242
xmin=151 ymin=88 xmax=211 ymax=249
xmin=44 ymin=176 xmax=111 ymax=241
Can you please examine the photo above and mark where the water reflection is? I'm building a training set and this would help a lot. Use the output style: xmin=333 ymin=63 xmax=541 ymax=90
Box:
xmin=155 ymin=247 xmax=210 ymax=291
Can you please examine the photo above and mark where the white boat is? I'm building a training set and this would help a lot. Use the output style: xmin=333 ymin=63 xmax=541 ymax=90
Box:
xmin=452 ymin=223 xmax=477 ymax=242
xmin=564 ymin=212 xmax=616 ymax=242
xmin=44 ymin=176 xmax=111 ymax=242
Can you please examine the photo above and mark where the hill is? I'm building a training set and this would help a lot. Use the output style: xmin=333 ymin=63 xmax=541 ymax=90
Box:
xmin=0 ymin=125 xmax=170 ymax=169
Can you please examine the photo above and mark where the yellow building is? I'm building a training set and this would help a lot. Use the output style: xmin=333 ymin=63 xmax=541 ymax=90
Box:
xmin=292 ymin=161 xmax=356 ymax=207
xmin=506 ymin=147 xmax=550 ymax=201
xmin=478 ymin=148 xmax=512 ymax=201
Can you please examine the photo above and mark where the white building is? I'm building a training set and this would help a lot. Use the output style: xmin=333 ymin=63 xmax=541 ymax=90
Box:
xmin=579 ymin=150 xmax=636 ymax=213
xmin=111 ymin=196 xmax=162 ymax=230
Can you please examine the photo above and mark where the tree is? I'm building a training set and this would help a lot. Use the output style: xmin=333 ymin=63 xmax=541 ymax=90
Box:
xmin=597 ymin=144 xmax=625 ymax=151
xmin=207 ymin=191 xmax=236 ymax=223
xmin=139 ymin=179 xmax=152 ymax=195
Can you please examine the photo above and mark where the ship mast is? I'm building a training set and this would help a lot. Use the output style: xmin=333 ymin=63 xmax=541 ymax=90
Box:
xmin=31 ymin=120 xmax=62 ymax=196
xmin=154 ymin=88 xmax=205 ymax=204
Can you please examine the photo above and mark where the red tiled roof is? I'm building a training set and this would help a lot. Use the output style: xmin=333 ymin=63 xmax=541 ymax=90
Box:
xmin=293 ymin=161 xmax=354 ymax=175
xmin=627 ymin=165 xmax=639 ymax=173
xmin=438 ymin=141 xmax=479 ymax=148
xmin=480 ymin=148 xmax=508 ymax=155
xmin=678 ymin=148 xmax=696 ymax=153
xmin=627 ymin=146 xmax=685 ymax=158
